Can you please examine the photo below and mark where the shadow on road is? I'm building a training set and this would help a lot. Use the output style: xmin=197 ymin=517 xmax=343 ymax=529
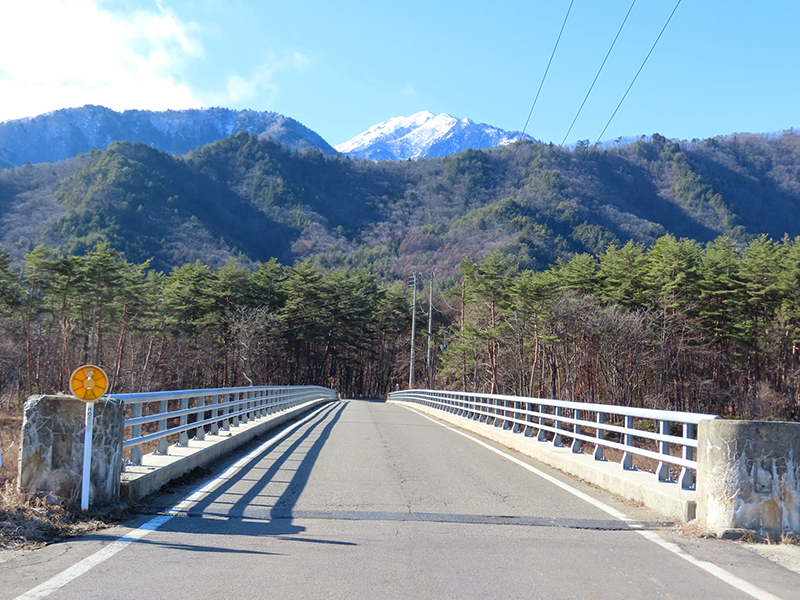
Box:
xmin=149 ymin=401 xmax=349 ymax=546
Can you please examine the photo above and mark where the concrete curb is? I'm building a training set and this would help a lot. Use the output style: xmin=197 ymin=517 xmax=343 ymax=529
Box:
xmin=120 ymin=398 xmax=333 ymax=502
xmin=391 ymin=400 xmax=697 ymax=522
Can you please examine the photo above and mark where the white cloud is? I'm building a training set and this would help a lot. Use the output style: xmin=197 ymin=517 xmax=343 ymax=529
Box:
xmin=403 ymin=84 xmax=418 ymax=99
xmin=0 ymin=0 xmax=203 ymax=122
xmin=209 ymin=51 xmax=311 ymax=108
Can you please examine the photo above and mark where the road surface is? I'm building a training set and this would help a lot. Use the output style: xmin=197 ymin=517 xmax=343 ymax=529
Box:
xmin=3 ymin=399 xmax=799 ymax=599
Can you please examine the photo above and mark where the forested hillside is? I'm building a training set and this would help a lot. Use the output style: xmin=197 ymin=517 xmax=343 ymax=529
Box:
xmin=2 ymin=129 xmax=800 ymax=275
xmin=441 ymin=236 xmax=800 ymax=422
xmin=2 ymin=128 xmax=800 ymax=419
xmin=1 ymin=235 xmax=799 ymax=422
xmin=0 ymin=244 xmax=410 ymax=403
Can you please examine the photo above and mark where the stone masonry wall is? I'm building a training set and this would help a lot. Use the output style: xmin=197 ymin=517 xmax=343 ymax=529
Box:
xmin=697 ymin=419 xmax=800 ymax=535
xmin=18 ymin=395 xmax=124 ymax=507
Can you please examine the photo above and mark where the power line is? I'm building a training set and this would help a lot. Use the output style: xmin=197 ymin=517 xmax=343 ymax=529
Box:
xmin=559 ymin=0 xmax=637 ymax=147
xmin=577 ymin=0 xmax=683 ymax=169
xmin=438 ymin=295 xmax=460 ymax=312
xmin=509 ymin=0 xmax=636 ymax=233
xmin=517 ymin=0 xmax=575 ymax=143
xmin=537 ymin=0 xmax=682 ymax=231
xmin=433 ymin=273 xmax=461 ymax=312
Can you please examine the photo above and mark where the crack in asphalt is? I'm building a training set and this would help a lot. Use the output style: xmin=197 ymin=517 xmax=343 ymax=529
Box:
xmin=165 ymin=508 xmax=674 ymax=531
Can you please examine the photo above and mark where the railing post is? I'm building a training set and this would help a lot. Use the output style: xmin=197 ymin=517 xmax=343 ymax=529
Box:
xmin=679 ymin=422 xmax=695 ymax=489
xmin=524 ymin=400 xmax=534 ymax=436
xmin=594 ymin=412 xmax=605 ymax=461
xmin=222 ymin=393 xmax=231 ymax=431
xmin=232 ymin=392 xmax=241 ymax=426
xmin=156 ymin=399 xmax=169 ymax=454
xmin=553 ymin=406 xmax=564 ymax=447
xmin=195 ymin=395 xmax=206 ymax=441
xmin=210 ymin=394 xmax=220 ymax=435
xmin=571 ymin=409 xmax=582 ymax=453
xmin=657 ymin=420 xmax=672 ymax=482
xmin=513 ymin=399 xmax=520 ymax=433
xmin=178 ymin=397 xmax=190 ymax=446
xmin=622 ymin=415 xmax=635 ymax=470
xmin=131 ymin=402 xmax=143 ymax=465
xmin=537 ymin=403 xmax=547 ymax=442
xmin=240 ymin=391 xmax=249 ymax=425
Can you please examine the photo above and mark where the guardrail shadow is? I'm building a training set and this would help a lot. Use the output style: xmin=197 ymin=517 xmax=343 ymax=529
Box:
xmin=158 ymin=400 xmax=350 ymax=544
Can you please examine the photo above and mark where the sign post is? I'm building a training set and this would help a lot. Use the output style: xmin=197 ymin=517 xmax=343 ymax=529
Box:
xmin=69 ymin=365 xmax=109 ymax=510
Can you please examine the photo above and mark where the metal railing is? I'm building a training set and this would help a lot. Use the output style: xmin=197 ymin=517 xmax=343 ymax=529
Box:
xmin=389 ymin=389 xmax=719 ymax=490
xmin=112 ymin=385 xmax=338 ymax=465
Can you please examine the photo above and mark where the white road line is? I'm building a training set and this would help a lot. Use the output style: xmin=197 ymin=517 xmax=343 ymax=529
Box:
xmin=405 ymin=406 xmax=784 ymax=600
xmin=14 ymin=403 xmax=335 ymax=600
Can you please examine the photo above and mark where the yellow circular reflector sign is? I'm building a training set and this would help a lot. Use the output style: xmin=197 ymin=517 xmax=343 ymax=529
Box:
xmin=69 ymin=365 xmax=109 ymax=402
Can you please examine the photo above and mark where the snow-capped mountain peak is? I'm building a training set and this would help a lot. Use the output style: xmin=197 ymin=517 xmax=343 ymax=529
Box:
xmin=0 ymin=105 xmax=336 ymax=168
xmin=335 ymin=111 xmax=532 ymax=160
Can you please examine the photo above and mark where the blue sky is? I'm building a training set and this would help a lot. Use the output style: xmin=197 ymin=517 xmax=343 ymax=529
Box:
xmin=1 ymin=1 xmax=798 ymax=147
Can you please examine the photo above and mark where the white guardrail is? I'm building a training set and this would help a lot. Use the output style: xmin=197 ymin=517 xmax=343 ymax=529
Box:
xmin=389 ymin=389 xmax=719 ymax=490
xmin=112 ymin=385 xmax=338 ymax=465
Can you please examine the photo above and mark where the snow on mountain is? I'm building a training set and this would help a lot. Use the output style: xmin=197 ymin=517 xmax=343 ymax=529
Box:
xmin=0 ymin=106 xmax=336 ymax=168
xmin=336 ymin=111 xmax=533 ymax=160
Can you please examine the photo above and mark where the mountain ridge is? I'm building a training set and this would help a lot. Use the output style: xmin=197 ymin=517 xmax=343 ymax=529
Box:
xmin=336 ymin=111 xmax=533 ymax=160
xmin=0 ymin=105 xmax=336 ymax=168
xmin=2 ymin=129 xmax=800 ymax=276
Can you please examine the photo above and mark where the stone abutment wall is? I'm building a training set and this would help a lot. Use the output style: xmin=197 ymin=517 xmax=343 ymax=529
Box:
xmin=18 ymin=395 xmax=124 ymax=506
xmin=697 ymin=419 xmax=800 ymax=535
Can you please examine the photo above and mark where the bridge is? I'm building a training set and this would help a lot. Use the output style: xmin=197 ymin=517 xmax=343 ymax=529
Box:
xmin=6 ymin=387 xmax=800 ymax=599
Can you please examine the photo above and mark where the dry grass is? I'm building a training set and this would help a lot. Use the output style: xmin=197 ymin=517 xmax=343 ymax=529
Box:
xmin=780 ymin=533 xmax=800 ymax=546
xmin=0 ymin=413 xmax=121 ymax=550
xmin=0 ymin=481 xmax=109 ymax=550
xmin=0 ymin=413 xmax=22 ymax=487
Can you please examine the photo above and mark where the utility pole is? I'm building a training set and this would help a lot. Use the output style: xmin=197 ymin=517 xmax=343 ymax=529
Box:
xmin=426 ymin=273 xmax=434 ymax=389
xmin=409 ymin=269 xmax=417 ymax=387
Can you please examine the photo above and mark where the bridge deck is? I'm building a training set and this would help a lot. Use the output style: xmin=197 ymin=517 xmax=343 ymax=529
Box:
xmin=3 ymin=400 xmax=799 ymax=600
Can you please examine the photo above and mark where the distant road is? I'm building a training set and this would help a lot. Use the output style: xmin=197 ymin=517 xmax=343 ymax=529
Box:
xmin=3 ymin=400 xmax=799 ymax=600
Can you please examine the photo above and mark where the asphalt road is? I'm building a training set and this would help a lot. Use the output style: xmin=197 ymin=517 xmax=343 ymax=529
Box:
xmin=3 ymin=399 xmax=800 ymax=599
